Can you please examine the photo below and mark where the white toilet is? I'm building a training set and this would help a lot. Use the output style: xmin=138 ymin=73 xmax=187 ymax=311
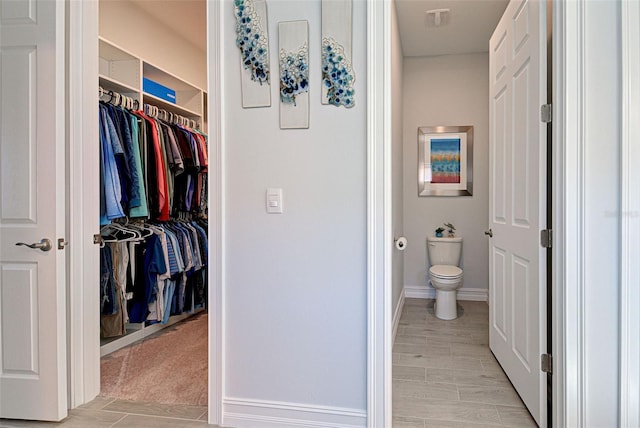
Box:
xmin=427 ymin=236 xmax=463 ymax=320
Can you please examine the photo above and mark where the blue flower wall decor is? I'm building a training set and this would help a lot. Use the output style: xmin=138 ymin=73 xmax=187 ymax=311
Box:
xmin=279 ymin=43 xmax=309 ymax=105
xmin=234 ymin=0 xmax=270 ymax=85
xmin=322 ymin=37 xmax=355 ymax=108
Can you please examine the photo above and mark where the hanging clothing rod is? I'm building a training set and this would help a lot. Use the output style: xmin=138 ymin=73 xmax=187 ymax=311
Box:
xmin=143 ymin=103 xmax=199 ymax=130
xmin=99 ymin=86 xmax=139 ymax=110
xmin=98 ymin=86 xmax=200 ymax=130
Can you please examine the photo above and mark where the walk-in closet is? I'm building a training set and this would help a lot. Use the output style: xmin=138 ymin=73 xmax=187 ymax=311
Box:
xmin=96 ymin=0 xmax=209 ymax=408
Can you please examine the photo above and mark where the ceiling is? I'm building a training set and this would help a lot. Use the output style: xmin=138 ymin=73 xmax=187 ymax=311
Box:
xmin=113 ymin=0 xmax=507 ymax=58
xmin=395 ymin=0 xmax=509 ymax=57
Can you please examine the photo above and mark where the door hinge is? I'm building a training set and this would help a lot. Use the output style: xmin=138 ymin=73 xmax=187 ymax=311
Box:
xmin=93 ymin=234 xmax=103 ymax=245
xmin=541 ymin=353 xmax=553 ymax=374
xmin=541 ymin=104 xmax=552 ymax=123
xmin=540 ymin=229 xmax=553 ymax=248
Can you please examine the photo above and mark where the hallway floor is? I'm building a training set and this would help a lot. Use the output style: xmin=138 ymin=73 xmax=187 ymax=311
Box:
xmin=1 ymin=298 xmax=537 ymax=428
xmin=0 ymin=397 xmax=217 ymax=427
xmin=393 ymin=298 xmax=537 ymax=428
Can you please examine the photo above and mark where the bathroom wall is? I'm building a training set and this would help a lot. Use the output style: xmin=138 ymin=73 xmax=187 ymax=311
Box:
xmin=402 ymin=53 xmax=489 ymax=296
xmin=391 ymin=1 xmax=405 ymax=314
xmin=222 ymin=0 xmax=368 ymax=420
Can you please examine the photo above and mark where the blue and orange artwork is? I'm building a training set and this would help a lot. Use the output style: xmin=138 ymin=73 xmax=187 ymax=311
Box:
xmin=430 ymin=138 xmax=461 ymax=183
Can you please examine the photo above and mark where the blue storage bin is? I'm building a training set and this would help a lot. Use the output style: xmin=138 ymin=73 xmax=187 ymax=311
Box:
xmin=143 ymin=77 xmax=176 ymax=103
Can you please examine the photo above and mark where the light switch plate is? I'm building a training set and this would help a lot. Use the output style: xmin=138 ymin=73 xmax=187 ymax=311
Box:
xmin=266 ymin=188 xmax=283 ymax=214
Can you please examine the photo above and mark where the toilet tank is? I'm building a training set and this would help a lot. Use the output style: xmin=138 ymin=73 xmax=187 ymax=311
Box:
xmin=427 ymin=237 xmax=462 ymax=266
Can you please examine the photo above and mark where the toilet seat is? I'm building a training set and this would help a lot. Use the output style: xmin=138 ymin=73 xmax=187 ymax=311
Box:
xmin=429 ymin=265 xmax=463 ymax=279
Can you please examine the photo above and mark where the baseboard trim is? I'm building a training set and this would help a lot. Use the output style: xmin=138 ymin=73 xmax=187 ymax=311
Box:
xmin=223 ymin=398 xmax=366 ymax=428
xmin=404 ymin=284 xmax=488 ymax=302
xmin=404 ymin=284 xmax=435 ymax=299
xmin=392 ymin=289 xmax=406 ymax=345
xmin=458 ymin=288 xmax=489 ymax=302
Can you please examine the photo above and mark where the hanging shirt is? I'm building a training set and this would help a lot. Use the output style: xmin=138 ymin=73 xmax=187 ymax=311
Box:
xmin=103 ymin=104 xmax=131 ymax=211
xmin=161 ymin=123 xmax=185 ymax=175
xmin=128 ymin=115 xmax=150 ymax=218
xmin=114 ymin=106 xmax=143 ymax=210
xmin=143 ymin=234 xmax=167 ymax=320
xmin=112 ymin=242 xmax=130 ymax=324
xmin=100 ymin=244 xmax=117 ymax=315
xmin=99 ymin=105 xmax=125 ymax=222
xmin=136 ymin=111 xmax=170 ymax=221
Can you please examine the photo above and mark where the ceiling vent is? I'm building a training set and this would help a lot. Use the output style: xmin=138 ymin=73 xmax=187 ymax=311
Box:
xmin=425 ymin=8 xmax=450 ymax=27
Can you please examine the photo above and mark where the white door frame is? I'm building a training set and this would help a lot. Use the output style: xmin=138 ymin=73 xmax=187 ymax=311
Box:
xmin=206 ymin=0 xmax=224 ymax=423
xmin=620 ymin=1 xmax=640 ymax=425
xmin=550 ymin=1 xmax=570 ymax=424
xmin=366 ymin=0 xmax=393 ymax=426
xmin=551 ymin=0 xmax=635 ymax=425
xmin=65 ymin=1 xmax=226 ymax=424
xmin=66 ymin=0 xmax=101 ymax=407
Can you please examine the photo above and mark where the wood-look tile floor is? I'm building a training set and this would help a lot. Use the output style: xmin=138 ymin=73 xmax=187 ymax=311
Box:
xmin=0 ymin=397 xmax=218 ymax=428
xmin=393 ymin=298 xmax=538 ymax=428
xmin=1 ymin=299 xmax=536 ymax=428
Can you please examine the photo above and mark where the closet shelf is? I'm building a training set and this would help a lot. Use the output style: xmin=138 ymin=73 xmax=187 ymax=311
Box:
xmin=99 ymin=37 xmax=206 ymax=121
xmin=143 ymin=93 xmax=201 ymax=118
xmin=98 ymin=36 xmax=208 ymax=356
xmin=99 ymin=74 xmax=140 ymax=95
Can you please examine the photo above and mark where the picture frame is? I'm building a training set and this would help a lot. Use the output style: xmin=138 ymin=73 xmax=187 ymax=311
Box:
xmin=418 ymin=125 xmax=473 ymax=196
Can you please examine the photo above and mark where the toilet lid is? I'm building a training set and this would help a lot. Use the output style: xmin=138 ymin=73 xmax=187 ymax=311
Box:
xmin=430 ymin=265 xmax=463 ymax=278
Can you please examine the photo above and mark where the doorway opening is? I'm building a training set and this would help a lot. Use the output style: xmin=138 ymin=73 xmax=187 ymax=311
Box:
xmin=92 ymin=0 xmax=211 ymax=417
xmin=390 ymin=0 xmax=551 ymax=426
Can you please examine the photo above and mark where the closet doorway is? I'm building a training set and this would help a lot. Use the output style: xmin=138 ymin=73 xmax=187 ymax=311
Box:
xmin=96 ymin=0 xmax=209 ymax=409
xmin=68 ymin=0 xmax=220 ymax=422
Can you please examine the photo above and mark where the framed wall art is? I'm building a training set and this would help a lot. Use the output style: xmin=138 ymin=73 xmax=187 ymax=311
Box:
xmin=278 ymin=20 xmax=309 ymax=129
xmin=234 ymin=0 xmax=271 ymax=108
xmin=418 ymin=125 xmax=474 ymax=196
xmin=321 ymin=0 xmax=355 ymax=108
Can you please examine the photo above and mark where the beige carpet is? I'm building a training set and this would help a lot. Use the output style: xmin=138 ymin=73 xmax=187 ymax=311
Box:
xmin=100 ymin=313 xmax=208 ymax=406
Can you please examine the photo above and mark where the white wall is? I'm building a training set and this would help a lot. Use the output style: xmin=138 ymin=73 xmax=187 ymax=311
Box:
xmin=402 ymin=54 xmax=489 ymax=294
xmin=391 ymin=2 xmax=404 ymax=313
xmin=222 ymin=0 xmax=368 ymax=417
xmin=99 ymin=0 xmax=207 ymax=90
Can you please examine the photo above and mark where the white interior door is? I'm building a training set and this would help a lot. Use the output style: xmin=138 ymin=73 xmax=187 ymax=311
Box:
xmin=0 ymin=0 xmax=67 ymax=421
xmin=488 ymin=0 xmax=546 ymax=426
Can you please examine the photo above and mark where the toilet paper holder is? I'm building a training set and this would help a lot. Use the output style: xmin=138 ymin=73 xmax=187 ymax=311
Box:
xmin=394 ymin=237 xmax=407 ymax=250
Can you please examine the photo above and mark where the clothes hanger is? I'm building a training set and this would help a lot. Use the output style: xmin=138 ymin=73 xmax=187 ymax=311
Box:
xmin=126 ymin=222 xmax=155 ymax=238
xmin=100 ymin=226 xmax=136 ymax=243
xmin=105 ymin=90 xmax=114 ymax=104
xmin=101 ymin=222 xmax=143 ymax=242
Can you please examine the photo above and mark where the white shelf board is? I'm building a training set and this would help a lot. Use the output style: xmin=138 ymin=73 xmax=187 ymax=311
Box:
xmin=99 ymin=74 xmax=140 ymax=95
xmin=143 ymin=93 xmax=201 ymax=118
xmin=99 ymin=37 xmax=138 ymax=62
xmin=143 ymin=62 xmax=202 ymax=92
